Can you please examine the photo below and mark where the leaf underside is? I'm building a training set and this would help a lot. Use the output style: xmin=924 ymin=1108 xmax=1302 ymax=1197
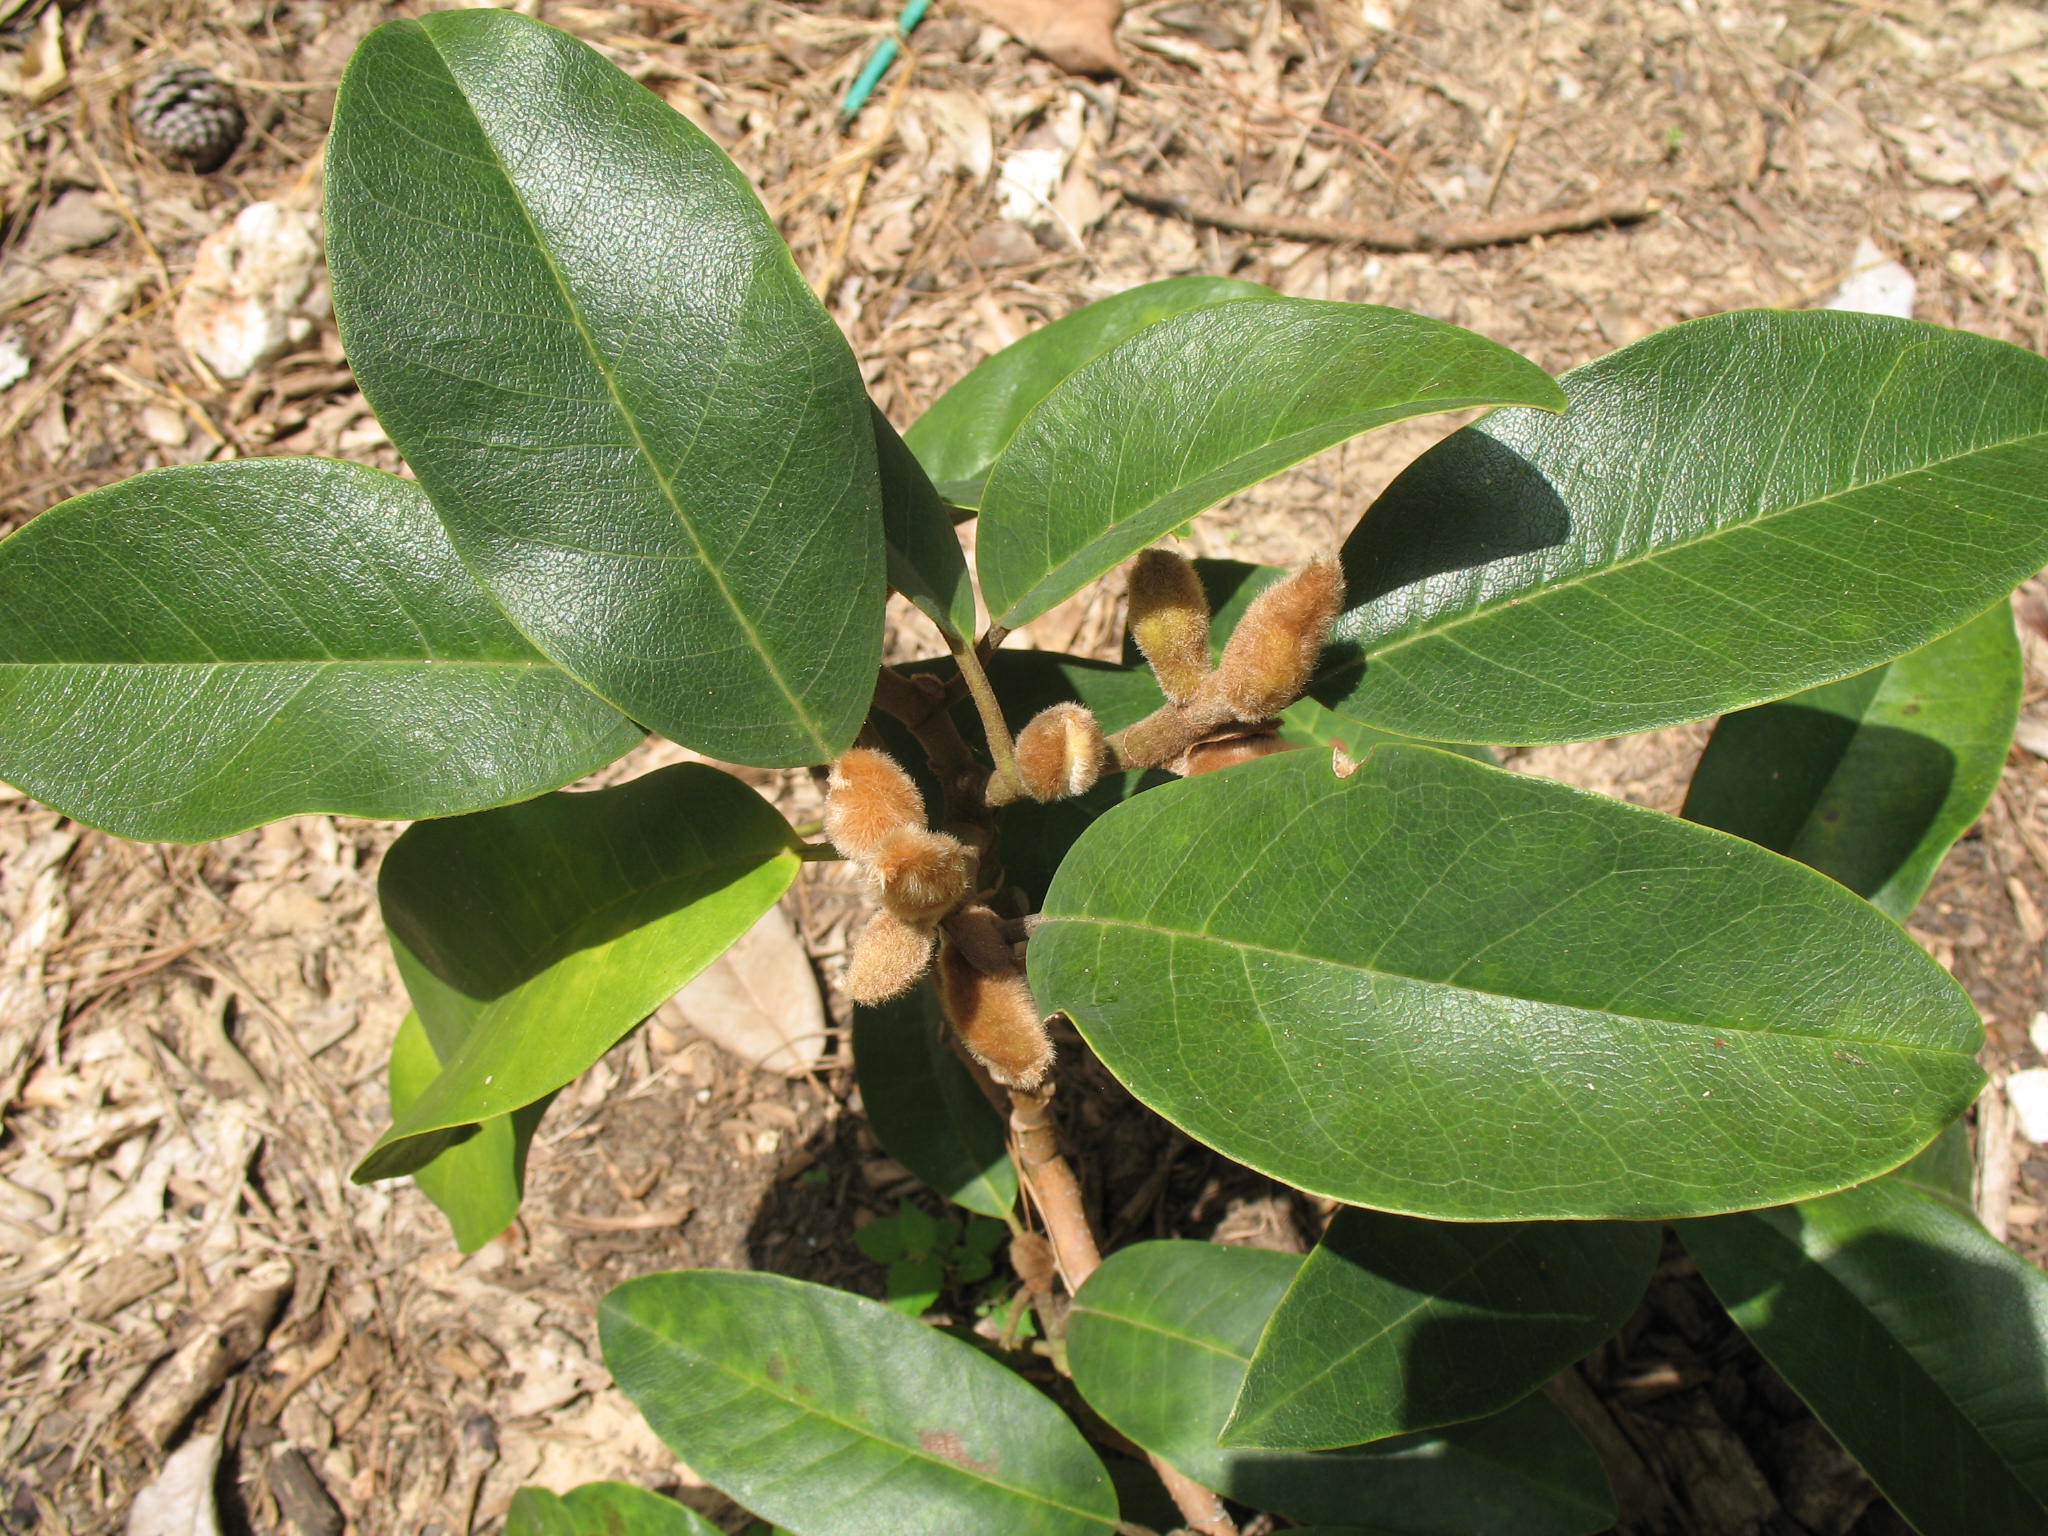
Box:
xmin=357 ymin=764 xmax=796 ymax=1182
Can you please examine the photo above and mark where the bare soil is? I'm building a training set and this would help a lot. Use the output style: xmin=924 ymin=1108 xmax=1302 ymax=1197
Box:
xmin=4 ymin=0 xmax=2048 ymax=1532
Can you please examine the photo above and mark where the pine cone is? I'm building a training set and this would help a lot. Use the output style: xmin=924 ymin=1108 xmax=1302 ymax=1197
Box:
xmin=132 ymin=62 xmax=244 ymax=172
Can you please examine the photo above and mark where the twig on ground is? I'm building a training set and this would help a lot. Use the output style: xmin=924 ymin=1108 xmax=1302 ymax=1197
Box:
xmin=1108 ymin=176 xmax=1660 ymax=252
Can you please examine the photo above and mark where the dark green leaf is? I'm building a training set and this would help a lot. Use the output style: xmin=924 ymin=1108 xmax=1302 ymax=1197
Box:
xmin=1332 ymin=310 xmax=2048 ymax=745
xmin=1227 ymin=1212 xmax=1658 ymax=1448
xmin=904 ymin=276 xmax=1272 ymax=483
xmin=854 ymin=988 xmax=1016 ymax=1218
xmin=506 ymin=1481 xmax=723 ymax=1536
xmin=1683 ymin=603 xmax=2020 ymax=921
xmin=1031 ymin=745 xmax=1983 ymax=1220
xmin=601 ymin=1269 xmax=1120 ymax=1536
xmin=388 ymin=1011 xmax=554 ymax=1251
xmin=1885 ymin=1120 xmax=1974 ymax=1216
xmin=874 ymin=406 xmax=976 ymax=643
xmin=327 ymin=11 xmax=883 ymax=765
xmin=978 ymin=299 xmax=1565 ymax=626
xmin=1682 ymin=1179 xmax=2048 ymax=1535
xmin=356 ymin=764 xmax=797 ymax=1182
xmin=1066 ymin=1241 xmax=1614 ymax=1534
xmin=0 ymin=459 xmax=639 ymax=842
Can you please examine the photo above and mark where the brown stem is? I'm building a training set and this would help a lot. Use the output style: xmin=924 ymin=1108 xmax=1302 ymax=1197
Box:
xmin=1009 ymin=1082 xmax=1239 ymax=1536
xmin=1151 ymin=1461 xmax=1238 ymax=1536
xmin=1111 ymin=177 xmax=1660 ymax=252
xmin=1009 ymin=1084 xmax=1102 ymax=1289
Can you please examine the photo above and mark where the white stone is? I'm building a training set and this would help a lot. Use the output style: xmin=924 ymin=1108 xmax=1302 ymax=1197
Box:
xmin=2031 ymin=1011 xmax=2048 ymax=1057
xmin=139 ymin=403 xmax=189 ymax=447
xmin=0 ymin=329 xmax=28 ymax=391
xmin=2004 ymin=1066 xmax=2048 ymax=1144
xmin=1825 ymin=237 xmax=1917 ymax=320
xmin=172 ymin=202 xmax=323 ymax=381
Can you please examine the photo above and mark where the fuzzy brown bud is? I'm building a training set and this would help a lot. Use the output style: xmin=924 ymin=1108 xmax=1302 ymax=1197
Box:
xmin=1014 ymin=703 xmax=1109 ymax=802
xmin=843 ymin=910 xmax=937 ymax=1005
xmin=825 ymin=748 xmax=928 ymax=861
xmin=1203 ymin=555 xmax=1344 ymax=723
xmin=936 ymin=939 xmax=1053 ymax=1089
xmin=1127 ymin=549 xmax=1212 ymax=705
xmin=869 ymin=827 xmax=975 ymax=926
xmin=1180 ymin=729 xmax=1301 ymax=777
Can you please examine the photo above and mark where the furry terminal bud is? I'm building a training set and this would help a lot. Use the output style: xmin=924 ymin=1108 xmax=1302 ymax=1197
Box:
xmin=1014 ymin=703 xmax=1109 ymax=802
xmin=843 ymin=910 xmax=937 ymax=1005
xmin=1205 ymin=555 xmax=1344 ymax=723
xmin=824 ymin=748 xmax=926 ymax=861
xmin=869 ymin=827 xmax=975 ymax=927
xmin=936 ymin=940 xmax=1054 ymax=1089
xmin=1127 ymin=549 xmax=1212 ymax=704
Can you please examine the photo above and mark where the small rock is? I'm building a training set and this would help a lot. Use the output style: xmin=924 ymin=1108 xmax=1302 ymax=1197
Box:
xmin=2004 ymin=1067 xmax=2048 ymax=1144
xmin=172 ymin=203 xmax=324 ymax=381
xmin=0 ymin=330 xmax=28 ymax=391
xmin=1825 ymin=237 xmax=1916 ymax=321
xmin=2014 ymin=710 xmax=2048 ymax=762
xmin=139 ymin=404 xmax=189 ymax=448
xmin=2031 ymin=1012 xmax=2048 ymax=1058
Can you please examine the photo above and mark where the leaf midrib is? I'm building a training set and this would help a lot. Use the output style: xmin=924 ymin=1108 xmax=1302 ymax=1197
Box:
xmin=408 ymin=22 xmax=831 ymax=757
xmin=1043 ymin=912 xmax=1966 ymax=1056
xmin=608 ymin=1310 xmax=1119 ymax=1527
xmin=1232 ymin=1228 xmax=1529 ymax=1437
xmin=1362 ymin=422 xmax=2048 ymax=664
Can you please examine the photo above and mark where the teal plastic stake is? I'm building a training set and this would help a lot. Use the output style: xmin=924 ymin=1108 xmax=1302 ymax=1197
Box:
xmin=840 ymin=0 xmax=931 ymax=121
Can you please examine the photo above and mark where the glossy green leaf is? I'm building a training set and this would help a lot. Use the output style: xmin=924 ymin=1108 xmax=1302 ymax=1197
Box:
xmin=1683 ymin=602 xmax=2020 ymax=922
xmin=388 ymin=1011 xmax=555 ymax=1251
xmin=327 ymin=10 xmax=883 ymax=765
xmin=1031 ymin=745 xmax=1984 ymax=1220
xmin=1227 ymin=1211 xmax=1659 ymax=1449
xmin=601 ymin=1270 xmax=1119 ymax=1536
xmin=1682 ymin=1178 xmax=2048 ymax=1535
xmin=355 ymin=764 xmax=797 ymax=1182
xmin=904 ymin=276 xmax=1271 ymax=483
xmin=1332 ymin=309 xmax=2048 ymax=745
xmin=854 ymin=987 xmax=1016 ymax=1218
xmin=875 ymin=406 xmax=976 ymax=643
xmin=0 ymin=459 xmax=640 ymax=843
xmin=1067 ymin=1242 xmax=1613 ymax=1534
xmin=978 ymin=299 xmax=1565 ymax=626
xmin=506 ymin=1482 xmax=722 ymax=1536
xmin=1886 ymin=1120 xmax=1974 ymax=1216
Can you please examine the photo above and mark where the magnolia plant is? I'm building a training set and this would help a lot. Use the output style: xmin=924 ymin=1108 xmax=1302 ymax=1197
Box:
xmin=5 ymin=10 xmax=2048 ymax=1535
